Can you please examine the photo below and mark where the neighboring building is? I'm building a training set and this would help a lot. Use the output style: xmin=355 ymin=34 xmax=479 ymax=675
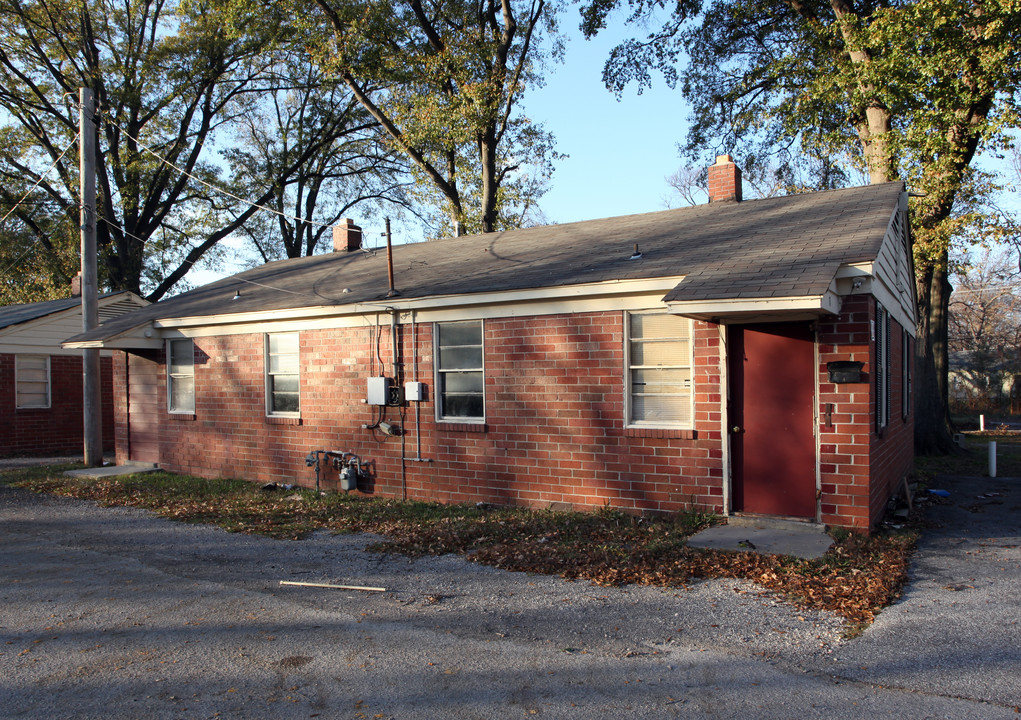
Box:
xmin=948 ymin=350 xmax=1021 ymax=415
xmin=65 ymin=157 xmax=917 ymax=530
xmin=0 ymin=290 xmax=147 ymax=456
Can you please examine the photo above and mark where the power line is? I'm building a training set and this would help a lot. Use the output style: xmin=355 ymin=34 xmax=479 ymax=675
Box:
xmin=0 ymin=136 xmax=77 ymax=226
xmin=100 ymin=114 xmax=334 ymax=231
xmin=0 ymin=102 xmax=364 ymax=299
xmin=0 ymin=136 xmax=79 ymax=282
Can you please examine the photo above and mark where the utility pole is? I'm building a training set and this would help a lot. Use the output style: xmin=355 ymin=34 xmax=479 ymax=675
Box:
xmin=80 ymin=87 xmax=102 ymax=467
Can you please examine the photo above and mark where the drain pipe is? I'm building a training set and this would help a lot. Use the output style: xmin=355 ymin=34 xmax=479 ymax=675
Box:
xmin=414 ymin=312 xmax=423 ymax=463
xmin=404 ymin=311 xmax=430 ymax=464
xmin=390 ymin=307 xmax=399 ymax=387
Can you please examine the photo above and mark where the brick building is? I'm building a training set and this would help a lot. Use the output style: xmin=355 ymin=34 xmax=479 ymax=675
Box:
xmin=1 ymin=291 xmax=147 ymax=456
xmin=67 ymin=158 xmax=916 ymax=530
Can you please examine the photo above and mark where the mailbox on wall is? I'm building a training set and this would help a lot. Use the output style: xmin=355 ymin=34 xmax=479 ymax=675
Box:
xmin=827 ymin=361 xmax=864 ymax=383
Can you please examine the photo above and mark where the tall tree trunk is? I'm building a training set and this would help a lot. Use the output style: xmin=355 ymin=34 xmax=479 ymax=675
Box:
xmin=479 ymin=134 xmax=498 ymax=234
xmin=915 ymin=255 xmax=956 ymax=453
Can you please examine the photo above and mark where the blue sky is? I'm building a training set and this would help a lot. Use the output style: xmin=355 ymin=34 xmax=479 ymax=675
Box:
xmin=522 ymin=24 xmax=693 ymax=225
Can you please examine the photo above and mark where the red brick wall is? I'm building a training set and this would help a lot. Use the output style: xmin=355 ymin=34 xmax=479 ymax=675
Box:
xmin=146 ymin=312 xmax=726 ymax=518
xmin=817 ymin=296 xmax=873 ymax=529
xmin=0 ymin=353 xmax=114 ymax=457
xmin=869 ymin=304 xmax=915 ymax=527
xmin=120 ymin=302 xmax=912 ymax=529
xmin=817 ymin=296 xmax=915 ymax=530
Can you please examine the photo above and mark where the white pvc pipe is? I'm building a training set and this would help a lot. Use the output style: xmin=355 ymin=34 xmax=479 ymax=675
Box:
xmin=980 ymin=414 xmax=985 ymax=431
xmin=989 ymin=441 xmax=997 ymax=478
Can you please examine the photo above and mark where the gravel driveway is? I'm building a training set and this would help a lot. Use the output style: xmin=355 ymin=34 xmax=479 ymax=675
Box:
xmin=1 ymin=470 xmax=1018 ymax=719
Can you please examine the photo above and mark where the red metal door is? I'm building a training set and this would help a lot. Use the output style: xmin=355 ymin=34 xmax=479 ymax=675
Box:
xmin=728 ymin=323 xmax=816 ymax=518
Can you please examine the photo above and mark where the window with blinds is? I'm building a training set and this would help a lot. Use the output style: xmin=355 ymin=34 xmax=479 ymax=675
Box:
xmin=15 ymin=354 xmax=49 ymax=409
xmin=627 ymin=313 xmax=693 ymax=427
xmin=266 ymin=333 xmax=300 ymax=416
xmin=167 ymin=339 xmax=195 ymax=413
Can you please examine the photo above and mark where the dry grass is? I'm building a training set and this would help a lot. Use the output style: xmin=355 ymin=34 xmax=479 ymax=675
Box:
xmin=913 ymin=429 xmax=1021 ymax=479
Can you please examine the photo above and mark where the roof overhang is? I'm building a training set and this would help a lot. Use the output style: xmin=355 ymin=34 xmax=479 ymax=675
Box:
xmin=62 ymin=276 xmax=688 ymax=347
xmin=665 ymin=290 xmax=843 ymax=323
xmin=63 ymin=321 xmax=163 ymax=350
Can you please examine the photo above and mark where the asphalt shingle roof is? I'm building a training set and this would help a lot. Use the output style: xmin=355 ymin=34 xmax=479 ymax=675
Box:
xmin=68 ymin=182 xmax=903 ymax=344
xmin=0 ymin=296 xmax=85 ymax=331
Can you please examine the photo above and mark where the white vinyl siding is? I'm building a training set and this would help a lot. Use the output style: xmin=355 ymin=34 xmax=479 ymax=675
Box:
xmin=266 ymin=333 xmax=300 ymax=416
xmin=626 ymin=313 xmax=693 ymax=427
xmin=436 ymin=321 xmax=484 ymax=421
xmin=15 ymin=354 xmax=50 ymax=408
xmin=167 ymin=339 xmax=195 ymax=413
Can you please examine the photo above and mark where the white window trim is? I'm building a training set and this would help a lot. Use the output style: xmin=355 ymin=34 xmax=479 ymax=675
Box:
xmin=876 ymin=302 xmax=891 ymax=433
xmin=624 ymin=311 xmax=694 ymax=429
xmin=265 ymin=332 xmax=300 ymax=417
xmin=434 ymin=320 xmax=486 ymax=423
xmin=167 ymin=339 xmax=195 ymax=414
xmin=15 ymin=354 xmax=50 ymax=409
xmin=902 ymin=327 xmax=911 ymax=421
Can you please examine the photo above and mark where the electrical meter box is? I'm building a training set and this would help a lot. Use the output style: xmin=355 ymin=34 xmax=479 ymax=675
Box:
xmin=404 ymin=381 xmax=426 ymax=402
xmin=366 ymin=376 xmax=391 ymax=406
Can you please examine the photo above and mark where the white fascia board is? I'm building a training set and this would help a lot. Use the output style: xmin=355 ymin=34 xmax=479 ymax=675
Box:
xmin=0 ymin=343 xmax=115 ymax=357
xmin=360 ymin=276 xmax=685 ymax=312
xmin=62 ymin=322 xmax=162 ymax=350
xmin=666 ymin=292 xmax=841 ymax=322
xmin=151 ymin=276 xmax=687 ymax=336
xmin=93 ymin=336 xmax=163 ymax=350
xmin=62 ymin=336 xmax=162 ymax=350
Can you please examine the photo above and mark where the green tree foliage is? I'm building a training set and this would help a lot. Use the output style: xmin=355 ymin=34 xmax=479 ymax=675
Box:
xmin=0 ymin=0 xmax=405 ymax=302
xmin=296 ymin=0 xmax=563 ymax=236
xmin=0 ymin=0 xmax=267 ymax=299
xmin=582 ymin=0 xmax=1021 ymax=452
xmin=0 ymin=193 xmax=78 ymax=305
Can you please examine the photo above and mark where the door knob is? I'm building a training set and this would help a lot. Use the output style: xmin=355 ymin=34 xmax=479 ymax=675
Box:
xmin=732 ymin=425 xmax=741 ymax=433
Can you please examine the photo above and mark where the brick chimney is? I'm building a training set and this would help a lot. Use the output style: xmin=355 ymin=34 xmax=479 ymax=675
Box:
xmin=707 ymin=154 xmax=743 ymax=203
xmin=333 ymin=218 xmax=362 ymax=252
xmin=70 ymin=271 xmax=82 ymax=297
